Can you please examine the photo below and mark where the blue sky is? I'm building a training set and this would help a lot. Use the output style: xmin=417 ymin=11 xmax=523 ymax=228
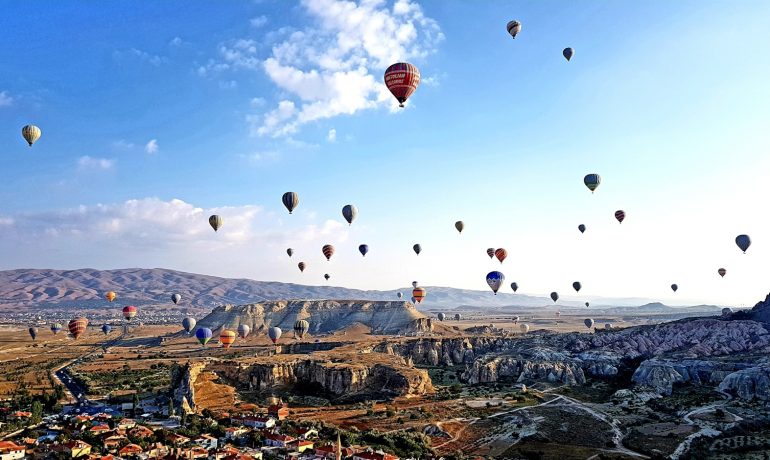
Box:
xmin=1 ymin=0 xmax=769 ymax=306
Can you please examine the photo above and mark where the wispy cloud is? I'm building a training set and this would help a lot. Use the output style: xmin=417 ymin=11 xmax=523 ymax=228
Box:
xmin=113 ymin=48 xmax=167 ymax=66
xmin=219 ymin=80 xmax=238 ymax=89
xmin=77 ymin=156 xmax=115 ymax=171
xmin=250 ymin=97 xmax=266 ymax=107
xmin=169 ymin=36 xmax=184 ymax=47
xmin=250 ymin=15 xmax=268 ymax=28
xmin=239 ymin=151 xmax=279 ymax=164
xmin=198 ymin=39 xmax=261 ymax=76
xmin=0 ymin=91 xmax=13 ymax=107
xmin=111 ymin=139 xmax=135 ymax=150
xmin=145 ymin=139 xmax=159 ymax=154
xmin=327 ymin=128 xmax=336 ymax=142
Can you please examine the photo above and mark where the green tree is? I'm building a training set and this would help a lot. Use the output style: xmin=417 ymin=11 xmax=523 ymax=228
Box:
xmin=31 ymin=400 xmax=43 ymax=423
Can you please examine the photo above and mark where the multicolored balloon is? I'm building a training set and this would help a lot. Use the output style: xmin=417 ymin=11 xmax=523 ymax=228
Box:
xmin=342 ymin=204 xmax=358 ymax=225
xmin=220 ymin=330 xmax=236 ymax=349
xmin=282 ymin=192 xmax=299 ymax=214
xmin=736 ymin=234 xmax=751 ymax=253
xmin=294 ymin=320 xmax=310 ymax=339
xmin=494 ymin=248 xmax=507 ymax=264
xmin=105 ymin=291 xmax=117 ymax=302
xmin=182 ymin=317 xmax=196 ymax=334
xmin=268 ymin=326 xmax=282 ymax=344
xmin=384 ymin=62 xmax=420 ymax=107
xmin=69 ymin=318 xmax=89 ymax=340
xmin=358 ymin=244 xmax=369 ymax=257
xmin=122 ymin=306 xmax=137 ymax=321
xmin=50 ymin=323 xmax=63 ymax=334
xmin=507 ymin=20 xmax=521 ymax=39
xmin=584 ymin=318 xmax=594 ymax=329
xmin=196 ymin=327 xmax=213 ymax=346
xmin=209 ymin=215 xmax=223 ymax=232
xmin=584 ymin=174 xmax=601 ymax=193
xmin=22 ymin=125 xmax=41 ymax=147
xmin=322 ymin=244 xmax=335 ymax=261
xmin=171 ymin=294 xmax=181 ymax=305
xmin=238 ymin=324 xmax=250 ymax=339
xmin=615 ymin=210 xmax=626 ymax=223
xmin=412 ymin=287 xmax=427 ymax=304
xmin=486 ymin=248 xmax=495 ymax=259
xmin=486 ymin=271 xmax=505 ymax=295
xmin=437 ymin=312 xmax=446 ymax=321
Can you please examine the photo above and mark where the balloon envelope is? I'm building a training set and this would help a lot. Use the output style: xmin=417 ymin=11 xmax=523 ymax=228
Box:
xmin=412 ymin=281 xmax=418 ymax=288
xmin=384 ymin=62 xmax=420 ymax=107
xmin=437 ymin=312 xmax=446 ymax=321
xmin=238 ymin=324 xmax=251 ymax=339
xmin=413 ymin=244 xmax=422 ymax=255
xmin=573 ymin=281 xmax=582 ymax=292
xmin=584 ymin=174 xmax=601 ymax=192
xmin=455 ymin=221 xmax=464 ymax=233
xmin=563 ymin=47 xmax=574 ymax=61
xmin=105 ymin=291 xmax=117 ymax=302
xmin=358 ymin=244 xmax=369 ymax=257
xmin=486 ymin=248 xmax=495 ymax=259
xmin=50 ymin=323 xmax=63 ymax=334
xmin=69 ymin=318 xmax=89 ymax=339
xmin=287 ymin=248 xmax=294 ymax=257
xmin=282 ymin=192 xmax=299 ymax=214
xmin=578 ymin=224 xmax=586 ymax=234
xmin=584 ymin=318 xmax=594 ymax=329
xmin=182 ymin=317 xmax=196 ymax=333
xmin=322 ymin=244 xmax=335 ymax=261
xmin=209 ymin=215 xmax=223 ymax=231
xmin=454 ymin=313 xmax=461 ymax=321
xmin=615 ymin=210 xmax=626 ymax=223
xmin=122 ymin=306 xmax=138 ymax=321
xmin=585 ymin=302 xmax=590 ymax=307
xmin=510 ymin=282 xmax=519 ymax=293
xmin=736 ymin=234 xmax=751 ymax=253
xmin=324 ymin=273 xmax=330 ymax=281
xmin=342 ymin=204 xmax=358 ymax=225
xmin=28 ymin=327 xmax=37 ymax=340
xmin=101 ymin=324 xmax=111 ymax=335
xmin=671 ymin=284 xmax=678 ymax=292
xmin=171 ymin=294 xmax=181 ymax=304
xmin=718 ymin=268 xmax=726 ymax=278
xmin=298 ymin=262 xmax=306 ymax=272
xmin=220 ymin=330 xmax=236 ymax=349
xmin=412 ymin=287 xmax=427 ymax=304
xmin=294 ymin=320 xmax=310 ymax=339
xmin=397 ymin=292 xmax=403 ymax=299
xmin=22 ymin=125 xmax=42 ymax=146
xmin=520 ymin=323 xmax=529 ymax=333
xmin=494 ymin=248 xmax=507 ymax=263
xmin=196 ymin=327 xmax=213 ymax=346
xmin=605 ymin=323 xmax=613 ymax=330
xmin=507 ymin=20 xmax=521 ymax=39
xmin=550 ymin=292 xmax=559 ymax=303
xmin=486 ymin=271 xmax=505 ymax=294
xmin=268 ymin=326 xmax=282 ymax=344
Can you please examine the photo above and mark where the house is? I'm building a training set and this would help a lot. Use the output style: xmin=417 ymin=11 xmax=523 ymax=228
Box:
xmin=10 ymin=411 xmax=31 ymax=420
xmin=0 ymin=441 xmax=25 ymax=460
xmin=102 ymin=435 xmax=127 ymax=451
xmin=194 ymin=434 xmax=218 ymax=450
xmin=239 ymin=416 xmax=275 ymax=429
xmin=295 ymin=440 xmax=314 ymax=453
xmin=118 ymin=444 xmax=142 ymax=457
xmin=296 ymin=427 xmax=318 ymax=439
xmin=117 ymin=418 xmax=137 ymax=430
xmin=177 ymin=446 xmax=208 ymax=459
xmin=314 ymin=445 xmax=354 ymax=459
xmin=144 ymin=442 xmax=169 ymax=458
xmin=86 ymin=455 xmax=115 ymax=460
xmin=89 ymin=424 xmax=111 ymax=435
xmin=352 ymin=451 xmax=399 ymax=460
xmin=264 ymin=433 xmax=295 ymax=448
xmin=63 ymin=440 xmax=92 ymax=458
xmin=225 ymin=426 xmax=251 ymax=441
xmin=267 ymin=405 xmax=289 ymax=420
xmin=128 ymin=425 xmax=154 ymax=439
xmin=166 ymin=433 xmax=190 ymax=446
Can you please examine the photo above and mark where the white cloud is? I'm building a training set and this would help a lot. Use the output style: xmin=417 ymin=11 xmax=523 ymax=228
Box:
xmin=169 ymin=36 xmax=184 ymax=47
xmin=114 ymin=48 xmax=167 ymax=66
xmin=111 ymin=139 xmax=135 ymax=150
xmin=145 ymin=139 xmax=159 ymax=154
xmin=77 ymin=156 xmax=115 ymax=171
xmin=250 ymin=97 xmax=266 ymax=107
xmin=219 ymin=80 xmax=238 ymax=89
xmin=239 ymin=151 xmax=279 ymax=164
xmin=250 ymin=15 xmax=268 ymax=28
xmin=0 ymin=91 xmax=13 ymax=107
xmin=327 ymin=128 xmax=336 ymax=142
xmin=199 ymin=39 xmax=261 ymax=76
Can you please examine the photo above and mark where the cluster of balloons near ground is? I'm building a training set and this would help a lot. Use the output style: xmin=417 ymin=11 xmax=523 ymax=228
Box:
xmin=185 ymin=318 xmax=310 ymax=348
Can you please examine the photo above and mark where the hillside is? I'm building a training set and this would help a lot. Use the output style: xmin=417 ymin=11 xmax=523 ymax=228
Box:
xmin=0 ymin=268 xmax=725 ymax=312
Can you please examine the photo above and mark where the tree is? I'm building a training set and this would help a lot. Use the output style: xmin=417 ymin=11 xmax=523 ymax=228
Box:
xmin=168 ymin=399 xmax=175 ymax=417
xmin=31 ymin=400 xmax=43 ymax=423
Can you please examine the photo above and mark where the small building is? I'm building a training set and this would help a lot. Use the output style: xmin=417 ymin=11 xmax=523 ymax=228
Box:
xmin=194 ymin=434 xmax=218 ymax=450
xmin=225 ymin=426 xmax=251 ymax=441
xmin=118 ymin=443 xmax=142 ymax=457
xmin=128 ymin=425 xmax=154 ymax=439
xmin=315 ymin=445 xmax=354 ymax=459
xmin=89 ymin=424 xmax=111 ymax=435
xmin=166 ymin=433 xmax=190 ymax=446
xmin=264 ymin=433 xmax=295 ymax=448
xmin=63 ymin=440 xmax=92 ymax=458
xmin=267 ymin=404 xmax=289 ymax=420
xmin=10 ymin=411 xmax=31 ymax=420
xmin=353 ymin=452 xmax=400 ymax=460
xmin=117 ymin=419 xmax=137 ymax=430
xmin=240 ymin=416 xmax=275 ymax=429
xmin=0 ymin=441 xmax=25 ymax=460
xmin=296 ymin=427 xmax=318 ymax=440
xmin=295 ymin=440 xmax=314 ymax=453
xmin=102 ymin=435 xmax=127 ymax=451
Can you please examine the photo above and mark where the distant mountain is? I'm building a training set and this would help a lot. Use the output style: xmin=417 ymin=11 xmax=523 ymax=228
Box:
xmin=0 ymin=268 xmax=724 ymax=313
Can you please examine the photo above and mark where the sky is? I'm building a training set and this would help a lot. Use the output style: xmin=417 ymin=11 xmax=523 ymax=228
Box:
xmin=1 ymin=0 xmax=769 ymax=307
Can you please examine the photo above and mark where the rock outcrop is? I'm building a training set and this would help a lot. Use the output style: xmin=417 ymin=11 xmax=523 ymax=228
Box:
xmin=196 ymin=300 xmax=428 ymax=335
xmin=170 ymin=362 xmax=206 ymax=414
xmin=718 ymin=364 xmax=770 ymax=400
xmin=462 ymin=348 xmax=587 ymax=385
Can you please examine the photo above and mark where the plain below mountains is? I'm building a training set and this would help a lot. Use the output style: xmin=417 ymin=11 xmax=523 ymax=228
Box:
xmin=0 ymin=268 xmax=724 ymax=313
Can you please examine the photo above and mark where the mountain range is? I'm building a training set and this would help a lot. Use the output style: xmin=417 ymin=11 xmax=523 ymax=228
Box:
xmin=0 ymin=268 xmax=725 ymax=313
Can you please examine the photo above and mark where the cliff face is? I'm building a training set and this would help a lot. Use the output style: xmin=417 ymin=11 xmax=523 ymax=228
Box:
xmin=196 ymin=300 xmax=428 ymax=335
xmin=170 ymin=362 xmax=206 ymax=414
xmin=718 ymin=364 xmax=770 ymax=400
xmin=630 ymin=359 xmax=745 ymax=395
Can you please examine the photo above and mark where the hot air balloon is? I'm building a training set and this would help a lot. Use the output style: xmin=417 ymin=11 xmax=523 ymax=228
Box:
xmin=182 ymin=317 xmax=196 ymax=334
xmin=605 ymin=323 xmax=612 ymax=330
xmin=411 ymin=296 xmax=416 ymax=303
xmin=573 ymin=282 xmax=582 ymax=293
xmin=550 ymin=292 xmax=559 ymax=303
xmin=28 ymin=327 xmax=38 ymax=340
xmin=122 ymin=306 xmax=137 ymax=321
xmin=584 ymin=318 xmax=594 ymax=329
xmin=563 ymin=47 xmax=574 ymax=61
xmin=282 ymin=192 xmax=299 ymax=214
xmin=520 ymin=323 xmax=529 ymax=333
xmin=171 ymin=294 xmax=181 ymax=305
xmin=220 ymin=330 xmax=236 ymax=349
xmin=322 ymin=244 xmax=335 ymax=261
xmin=298 ymin=262 xmax=306 ymax=272
xmin=736 ymin=234 xmax=751 ymax=253
xmin=358 ymin=244 xmax=369 ymax=257
xmin=494 ymin=248 xmax=507 ymax=264
xmin=671 ymin=284 xmax=678 ymax=292
xmin=294 ymin=320 xmax=310 ymax=339
xmin=287 ymin=248 xmax=294 ymax=258
xmin=268 ymin=326 xmax=282 ymax=344
xmin=397 ymin=292 xmax=403 ymax=299
xmin=324 ymin=273 xmax=330 ymax=281
xmin=486 ymin=248 xmax=495 ymax=259
xmin=718 ymin=268 xmax=726 ymax=278
xmin=454 ymin=313 xmax=461 ymax=321
xmin=615 ymin=210 xmax=626 ymax=223
xmin=105 ymin=291 xmax=117 ymax=302
xmin=68 ymin=318 xmax=88 ymax=339
xmin=101 ymin=324 xmax=111 ymax=336
xmin=412 ymin=281 xmax=419 ymax=288
xmin=512 ymin=316 xmax=520 ymax=324
xmin=238 ymin=324 xmax=250 ymax=339
xmin=578 ymin=224 xmax=586 ymax=234
xmin=437 ymin=312 xmax=446 ymax=321
xmin=584 ymin=174 xmax=601 ymax=193
xmin=722 ymin=307 xmax=732 ymax=316
xmin=384 ymin=62 xmax=420 ymax=108
xmin=196 ymin=327 xmax=212 ymax=346
xmin=511 ymin=282 xmax=519 ymax=293
xmin=209 ymin=215 xmax=223 ymax=231
xmin=22 ymin=125 xmax=42 ymax=147
xmin=413 ymin=244 xmax=422 ymax=255
xmin=507 ymin=20 xmax=521 ymax=39
xmin=412 ymin=287 xmax=426 ymax=304
xmin=455 ymin=221 xmax=464 ymax=233
xmin=342 ymin=204 xmax=358 ymax=225
xmin=585 ymin=302 xmax=590 ymax=307
xmin=486 ymin=271 xmax=505 ymax=295
xmin=50 ymin=323 xmax=62 ymax=334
